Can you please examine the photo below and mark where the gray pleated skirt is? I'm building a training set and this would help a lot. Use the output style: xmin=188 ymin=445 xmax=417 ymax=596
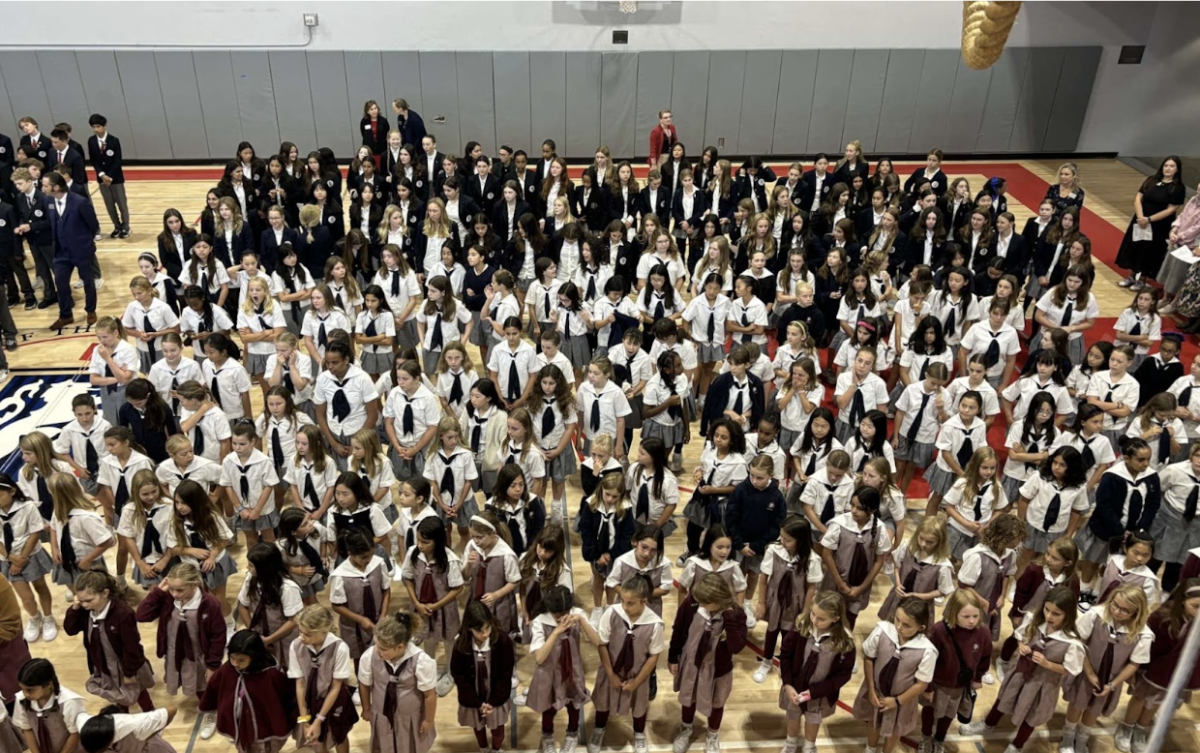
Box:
xmin=1072 ymin=525 xmax=1111 ymax=565
xmin=642 ymin=419 xmax=685 ymax=447
xmin=396 ymin=319 xmax=419 ymax=349
xmin=421 ymin=348 xmax=441 ymax=378
xmin=359 ymin=350 xmax=394 ymax=376
xmin=545 ymin=448 xmax=579 ymax=482
xmin=469 ymin=311 xmax=491 ymax=347
xmin=245 ymin=352 xmax=270 ymax=376
xmin=947 ymin=526 xmax=977 ymax=562
xmin=233 ymin=509 xmax=280 ymax=532
xmin=1149 ymin=503 xmax=1200 ymax=564
xmin=0 ymin=548 xmax=53 ymax=583
xmin=562 ymin=335 xmax=592 ymax=370
xmin=923 ymin=464 xmax=958 ymax=497
xmin=698 ymin=342 xmax=726 ymax=364
xmin=1022 ymin=526 xmax=1058 ymax=554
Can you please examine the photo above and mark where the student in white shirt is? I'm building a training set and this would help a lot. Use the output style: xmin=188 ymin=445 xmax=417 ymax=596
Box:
xmin=313 ymin=341 xmax=382 ymax=471
xmin=156 ymin=434 xmax=223 ymax=498
xmin=940 ymin=447 xmax=1007 ymax=562
xmin=925 ymin=391 xmax=989 ymax=518
xmin=1168 ymin=352 xmax=1200 ymax=446
xmin=382 ymin=360 xmax=442 ymax=481
xmin=122 ymin=277 xmax=181 ymax=374
xmin=373 ymin=244 xmax=422 ymax=349
xmin=88 ymin=317 xmax=140 ymax=429
xmin=53 ymin=394 xmax=112 ymax=495
xmin=482 ymin=270 xmax=521 ymax=346
xmin=179 ymin=287 xmax=235 ymax=368
xmin=417 ymin=276 xmax=473 ymax=379
xmin=1001 ymin=392 xmax=1059 ymax=505
xmin=776 ymin=357 xmax=825 ymax=456
xmin=236 ymin=277 xmax=287 ymax=382
xmin=726 ymin=275 xmax=769 ymax=348
xmin=220 ymin=423 xmax=281 ymax=546
xmin=487 ymin=316 xmax=538 ymax=410
xmin=578 ymin=357 xmax=633 ymax=458
xmin=1125 ymin=393 xmax=1185 ymax=472
xmin=551 ymin=282 xmax=594 ymax=379
xmin=1083 ymin=344 xmax=1141 ymax=452
xmin=1113 ymin=289 xmax=1162 ymax=372
xmin=927 ymin=267 xmax=978 ymax=348
xmin=947 ymin=355 xmax=1002 ymax=429
xmin=198 ymin=333 xmax=253 ymax=425
xmin=177 ymin=380 xmax=234 ymax=463
xmin=833 ymin=347 xmax=889 ymax=446
xmin=265 ymin=332 xmax=316 ymax=416
xmin=959 ymin=299 xmax=1021 ymax=389
xmin=146 ymin=334 xmax=203 ymax=419
xmin=1002 ymin=351 xmax=1073 ymax=430
xmin=301 ymin=284 xmax=354 ymax=368
xmin=1034 ymin=267 xmax=1099 ymax=366
xmin=272 ymin=243 xmax=316 ymax=337
xmin=590 ymin=277 xmax=639 ymax=356
xmin=1015 ymin=446 xmax=1090 ymax=572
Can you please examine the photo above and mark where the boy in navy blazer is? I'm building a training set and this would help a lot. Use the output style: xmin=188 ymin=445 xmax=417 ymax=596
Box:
xmin=47 ymin=130 xmax=87 ymax=189
xmin=45 ymin=173 xmax=100 ymax=328
xmin=87 ymin=114 xmax=130 ymax=238
xmin=11 ymin=167 xmax=55 ymax=310
xmin=17 ymin=117 xmax=50 ymax=164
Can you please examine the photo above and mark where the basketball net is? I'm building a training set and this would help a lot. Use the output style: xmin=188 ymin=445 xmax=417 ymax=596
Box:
xmin=619 ymin=0 xmax=637 ymax=13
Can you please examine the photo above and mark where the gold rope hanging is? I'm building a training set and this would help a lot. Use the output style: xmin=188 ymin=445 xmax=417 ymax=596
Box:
xmin=961 ymin=1 xmax=1023 ymax=70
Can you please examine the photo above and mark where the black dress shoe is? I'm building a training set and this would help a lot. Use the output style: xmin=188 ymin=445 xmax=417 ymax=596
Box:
xmin=4 ymin=337 xmax=17 ymax=351
xmin=37 ymin=298 xmax=56 ymax=310
xmin=109 ymin=229 xmax=121 ymax=239
xmin=23 ymin=298 xmax=35 ymax=311
xmin=6 ymin=298 xmax=17 ymax=308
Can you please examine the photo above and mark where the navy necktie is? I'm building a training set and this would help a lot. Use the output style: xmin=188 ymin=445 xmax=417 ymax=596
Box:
xmin=440 ymin=454 xmax=456 ymax=507
xmin=706 ymin=307 xmax=716 ymax=343
xmin=973 ymin=492 xmax=985 ymax=521
xmin=144 ymin=311 xmax=158 ymax=364
xmin=907 ymin=391 xmax=932 ymax=442
xmin=507 ymin=354 xmax=521 ymax=403
xmin=1129 ymin=318 xmax=1142 ymax=337
xmin=400 ymin=393 xmax=415 ymax=435
xmin=141 ymin=517 xmax=164 ymax=559
xmin=1184 ymin=480 xmax=1199 ymax=523
xmin=430 ymin=310 xmax=445 ymax=351
xmin=1180 ymin=386 xmax=1195 ymax=414
xmin=238 ymin=465 xmax=251 ymax=503
xmin=586 ymin=273 xmax=597 ymax=302
xmin=255 ymin=305 xmax=270 ymax=332
xmin=590 ymin=399 xmax=601 ymax=432
xmin=302 ymin=468 xmax=320 ymax=512
xmin=210 ymin=372 xmax=223 ymax=408
xmin=956 ymin=429 xmax=974 ymax=469
xmin=1044 ymin=490 xmax=1062 ymax=530
xmin=390 ymin=271 xmax=401 ymax=298
xmin=1127 ymin=482 xmax=1144 ymax=529
xmin=820 ymin=483 xmax=837 ymax=524
xmin=1060 ymin=297 xmax=1075 ymax=328
xmin=471 ymin=417 xmax=483 ymax=454
xmin=364 ymin=316 xmax=378 ymax=338
xmin=114 ymin=474 xmax=129 ymax=514
xmin=84 ymin=431 xmax=100 ymax=476
xmin=944 ymin=303 xmax=956 ymax=335
xmin=740 ymin=307 xmax=751 ymax=344
xmin=1158 ymin=422 xmax=1172 ymax=462
xmin=271 ymin=425 xmax=285 ymax=466
xmin=193 ymin=421 xmax=206 ymax=455
xmin=448 ymin=371 xmax=464 ymax=406
xmin=849 ymin=385 xmax=866 ymax=427
xmin=282 ymin=366 xmax=296 ymax=396
xmin=1 ymin=511 xmax=14 ymax=554
xmin=1081 ymin=438 xmax=1096 ymax=471
xmin=542 ymin=398 xmax=556 ymax=438
xmin=60 ymin=519 xmax=77 ymax=569
xmin=318 ymin=319 xmax=328 ymax=349
xmin=331 ymin=379 xmax=351 ymax=422
xmin=732 ymin=383 xmax=745 ymax=415
xmin=985 ymin=331 xmax=1001 ymax=370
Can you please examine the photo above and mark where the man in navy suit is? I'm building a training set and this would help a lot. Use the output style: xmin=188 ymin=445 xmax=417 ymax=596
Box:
xmin=45 ymin=173 xmax=99 ymax=329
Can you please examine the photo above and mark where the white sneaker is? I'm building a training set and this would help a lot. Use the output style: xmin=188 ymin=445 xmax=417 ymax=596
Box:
xmin=1002 ymin=746 xmax=1021 ymax=753
xmin=705 ymin=732 xmax=720 ymax=753
xmin=863 ymin=747 xmax=878 ymax=753
xmin=562 ymin=731 xmax=579 ymax=753
xmin=959 ymin=721 xmax=993 ymax=736
xmin=1131 ymin=726 xmax=1148 ymax=753
xmin=64 ymin=589 xmax=74 ymax=605
xmin=590 ymin=607 xmax=603 ymax=628
xmin=634 ymin=733 xmax=648 ymax=753
xmin=1114 ymin=724 xmax=1134 ymax=753
xmin=40 ymin=617 xmax=57 ymax=642
xmin=743 ymin=602 xmax=757 ymax=629
xmin=996 ymin=658 xmax=1010 ymax=684
xmin=514 ymin=689 xmax=528 ymax=706
xmin=1118 ymin=275 xmax=1137 ymax=288
xmin=541 ymin=735 xmax=558 ymax=753
xmin=931 ymin=742 xmax=945 ymax=753
xmin=0 ymin=370 xmax=9 ymax=385
xmin=851 ymin=660 xmax=858 ymax=674
xmin=1060 ymin=727 xmax=1076 ymax=753
xmin=918 ymin=737 xmax=932 ymax=753
xmin=72 ymin=279 xmax=83 ymax=290
xmin=673 ymin=723 xmax=694 ymax=753
xmin=352 ymin=689 xmax=361 ymax=706
xmin=676 ymin=553 xmax=689 ymax=568
xmin=94 ymin=278 xmax=105 ymax=290
xmin=981 ymin=671 xmax=995 ymax=685
xmin=199 ymin=713 xmax=217 ymax=739
xmin=436 ymin=671 xmax=454 ymax=697
xmin=588 ymin=727 xmax=605 ymax=753
xmin=23 ymin=616 xmax=41 ymax=643
xmin=802 ymin=744 xmax=817 ymax=753
xmin=753 ymin=660 xmax=772 ymax=683
xmin=782 ymin=737 xmax=799 ymax=753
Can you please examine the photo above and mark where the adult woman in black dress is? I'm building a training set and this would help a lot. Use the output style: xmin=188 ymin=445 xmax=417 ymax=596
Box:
xmin=1042 ymin=162 xmax=1085 ymax=222
xmin=1115 ymin=155 xmax=1186 ymax=291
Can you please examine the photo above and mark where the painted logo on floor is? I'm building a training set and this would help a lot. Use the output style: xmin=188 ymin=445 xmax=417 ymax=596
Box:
xmin=0 ymin=373 xmax=99 ymax=475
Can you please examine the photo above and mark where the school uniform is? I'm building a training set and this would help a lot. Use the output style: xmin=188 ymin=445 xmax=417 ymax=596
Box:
xmin=879 ymin=541 xmax=955 ymax=622
xmin=991 ymin=621 xmax=1084 ymax=728
xmin=237 ymin=576 xmax=303 ymax=670
xmin=147 ymin=358 xmax=203 ymax=419
xmin=959 ymin=322 xmax=1021 ymax=385
xmin=958 ymin=544 xmax=1018 ymax=640
xmin=422 ymin=445 xmax=479 ymax=528
xmin=176 ymin=405 xmax=231 ymax=464
xmin=197 ymin=659 xmax=295 ymax=753
xmin=850 ymin=622 xmax=937 ymax=737
xmin=358 ymin=644 xmax=436 ymax=753
xmin=285 ymin=633 xmax=357 ymax=749
xmin=942 ymin=475 xmax=1008 ymax=562
xmin=328 ymin=554 xmax=391 ymax=659
xmin=926 ymin=290 xmax=979 ymax=348
xmin=89 ymin=339 xmax=139 ymax=428
xmin=459 ymin=404 xmax=507 ymax=495
xmin=776 ymin=384 xmax=826 ymax=455
xmin=179 ymin=303 xmax=235 ymax=365
xmin=1018 ymin=473 xmax=1090 ymax=552
xmin=1133 ymin=353 xmax=1183 ymax=411
xmin=284 ymin=457 xmax=339 ymax=518
xmin=198 ymin=358 xmax=251 ymax=425
xmin=374 ymin=267 xmax=421 ymax=347
xmin=116 ymin=501 xmax=175 ymax=588
xmin=464 ymin=538 xmax=522 ymax=637
xmin=1114 ymin=309 xmax=1163 ymax=369
xmin=1035 ymin=291 xmax=1099 ymax=364
xmin=433 ymin=366 xmax=474 ymax=416
xmin=553 ymin=302 xmax=592 ymax=369
xmin=75 ymin=708 xmax=174 ymax=753
xmin=1094 ymin=553 xmax=1160 ymax=611
xmin=1001 ymin=376 xmax=1073 ymax=427
xmin=1084 ymin=369 xmax=1141 ymax=447
xmin=50 ymin=416 xmax=111 ymax=495
xmin=577 ymin=379 xmax=633 ymax=451
xmin=1126 ymin=413 xmax=1186 ymax=471
xmin=121 ymin=298 xmax=180 ymax=373
xmin=592 ymin=602 xmax=665 ymax=720
xmin=945 ymin=377 xmax=1001 ymax=424
xmin=313 ymin=364 xmax=379 ymax=463
xmin=301 ymin=308 xmax=353 ymax=364
xmin=96 ymin=450 xmax=155 ymax=519
xmin=820 ymin=513 xmax=892 ymax=617
xmin=832 ymin=370 xmax=889 ymax=444
xmin=1150 ymin=460 xmax=1200 ymax=563
xmin=51 ymin=506 xmax=112 ymax=587
xmin=534 ymin=394 xmax=580 ymax=479
xmin=155 ymin=456 xmax=222 ymax=498
xmin=925 ymin=415 xmax=989 ymax=499
xmin=0 ymin=500 xmax=54 ymax=583
xmin=256 ymin=414 xmax=313 ymax=482
xmin=682 ymin=444 xmax=749 ymax=534
xmin=12 ymin=687 xmax=87 ymax=753
xmin=133 ymin=586 xmax=226 ymax=697
xmin=236 ymin=303 xmax=286 ymax=375
xmin=220 ymin=449 xmax=281 ymax=532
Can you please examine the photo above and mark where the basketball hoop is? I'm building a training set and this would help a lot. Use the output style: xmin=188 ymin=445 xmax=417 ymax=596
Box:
xmin=619 ymin=0 xmax=637 ymax=13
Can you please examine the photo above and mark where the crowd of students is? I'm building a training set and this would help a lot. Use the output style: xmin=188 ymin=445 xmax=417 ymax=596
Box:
xmin=1 ymin=100 xmax=1199 ymax=753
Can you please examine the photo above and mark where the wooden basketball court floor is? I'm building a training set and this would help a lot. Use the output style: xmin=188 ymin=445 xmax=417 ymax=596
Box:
xmin=7 ymin=158 xmax=1197 ymax=753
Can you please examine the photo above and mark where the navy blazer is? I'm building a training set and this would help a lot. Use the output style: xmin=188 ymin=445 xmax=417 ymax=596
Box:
xmin=671 ymin=187 xmax=707 ymax=230
xmin=904 ymin=167 xmax=949 ymax=198
xmin=491 ymin=200 xmax=531 ymax=245
xmin=87 ymin=134 xmax=124 ymax=183
xmin=212 ymin=222 xmax=255 ymax=266
xmin=832 ymin=160 xmax=869 ymax=189
xmin=578 ymin=502 xmax=635 ymax=564
xmin=801 ymin=169 xmax=833 ymax=210
xmin=48 ymin=148 xmax=87 ymax=187
xmin=15 ymin=188 xmax=53 ymax=246
xmin=513 ymin=170 xmax=541 ymax=216
xmin=419 ymin=151 xmax=446 ymax=200
xmin=396 ymin=110 xmax=426 ymax=147
xmin=466 ymin=174 xmax=502 ymax=217
xmin=982 ymin=232 xmax=1028 ymax=276
xmin=20 ymin=133 xmax=51 ymax=163
xmin=735 ymin=165 xmax=777 ymax=211
xmin=903 ymin=234 xmax=946 ymax=275
xmin=49 ymin=192 xmax=99 ymax=260
xmin=574 ymin=184 xmax=609 ymax=234
xmin=639 ymin=185 xmax=671 ymax=227
xmin=706 ymin=186 xmax=738 ymax=224
xmin=606 ymin=184 xmax=641 ymax=227
xmin=534 ymin=155 xmax=558 ymax=187
xmin=259 ymin=226 xmax=301 ymax=274
xmin=700 ymin=371 xmax=765 ymax=437
xmin=158 ymin=230 xmax=198 ymax=281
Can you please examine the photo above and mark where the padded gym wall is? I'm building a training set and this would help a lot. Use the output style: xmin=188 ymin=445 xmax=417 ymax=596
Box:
xmin=0 ymin=47 xmax=1101 ymax=161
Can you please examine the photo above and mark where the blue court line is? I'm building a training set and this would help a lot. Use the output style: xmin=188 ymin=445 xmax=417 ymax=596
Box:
xmin=182 ymin=711 xmax=203 ymax=753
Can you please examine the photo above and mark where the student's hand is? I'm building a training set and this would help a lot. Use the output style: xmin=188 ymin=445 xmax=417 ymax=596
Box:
xmin=598 ymin=553 xmax=611 ymax=567
xmin=239 ymin=509 xmax=251 ymax=520
xmin=333 ymin=442 xmax=351 ymax=457
xmin=416 ymin=602 xmax=434 ymax=618
xmin=139 ymin=562 xmax=156 ymax=579
xmin=1093 ymin=682 xmax=1113 ymax=699
xmin=848 ymin=584 xmax=866 ymax=599
xmin=359 ymin=615 xmax=376 ymax=631
xmin=205 ymin=668 xmax=215 ymax=682
xmin=754 ymin=602 xmax=766 ymax=621
xmin=868 ymin=688 xmax=881 ymax=708
xmin=303 ymin=720 xmax=322 ymax=745
xmin=1031 ymin=651 xmax=1048 ymax=667
xmin=201 ymin=555 xmax=217 ymax=573
xmin=1137 ymin=215 xmax=1150 ymax=228
xmin=153 ymin=558 xmax=171 ymax=574
xmin=480 ymin=703 xmax=494 ymax=716
xmin=668 ymin=663 xmax=679 ymax=677
xmin=420 ymin=719 xmax=433 ymax=737
xmin=606 ymin=667 xmax=622 ymax=687
xmin=247 ymin=509 xmax=260 ymax=522
xmin=894 ymin=581 xmax=908 ymax=598
xmin=879 ymin=696 xmax=898 ymax=712
xmin=741 ymin=545 xmax=754 ymax=557
xmin=96 ymin=344 xmax=111 ymax=360
xmin=466 ymin=549 xmax=480 ymax=568
xmin=481 ymin=591 xmax=497 ymax=607
xmin=837 ymin=581 xmax=852 ymax=596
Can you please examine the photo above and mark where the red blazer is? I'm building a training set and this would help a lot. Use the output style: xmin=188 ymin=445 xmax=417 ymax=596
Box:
xmin=648 ymin=124 xmax=678 ymax=166
xmin=668 ymin=596 xmax=747 ymax=677
xmin=1009 ymin=564 xmax=1080 ymax=617
xmin=63 ymin=598 xmax=149 ymax=678
xmin=778 ymin=630 xmax=855 ymax=704
xmin=928 ymin=621 xmax=992 ymax=689
xmin=134 ymin=586 xmax=226 ymax=669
